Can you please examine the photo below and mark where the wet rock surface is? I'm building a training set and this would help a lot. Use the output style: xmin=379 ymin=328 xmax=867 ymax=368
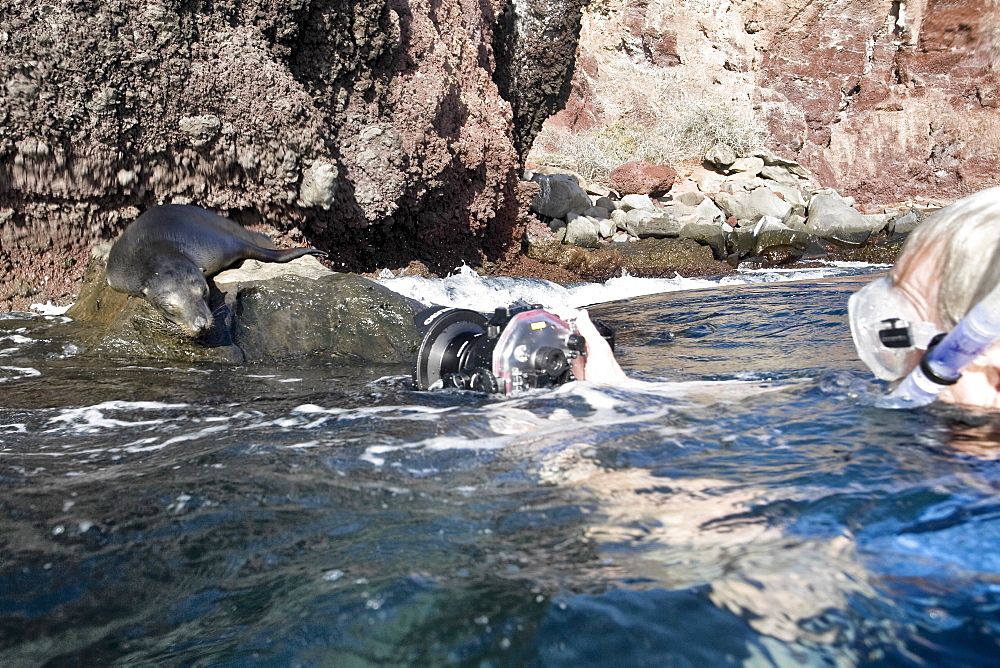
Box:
xmin=64 ymin=251 xmax=420 ymax=364
xmin=527 ymin=236 xmax=730 ymax=282
xmin=224 ymin=262 xmax=421 ymax=363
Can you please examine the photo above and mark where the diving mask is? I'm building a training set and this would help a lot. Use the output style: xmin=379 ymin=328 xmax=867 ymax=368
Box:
xmin=848 ymin=277 xmax=942 ymax=381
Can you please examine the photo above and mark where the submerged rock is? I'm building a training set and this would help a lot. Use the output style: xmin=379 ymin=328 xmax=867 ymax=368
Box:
xmin=65 ymin=249 xmax=420 ymax=364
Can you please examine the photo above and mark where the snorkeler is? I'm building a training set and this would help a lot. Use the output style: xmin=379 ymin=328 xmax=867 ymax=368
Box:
xmin=849 ymin=186 xmax=1000 ymax=408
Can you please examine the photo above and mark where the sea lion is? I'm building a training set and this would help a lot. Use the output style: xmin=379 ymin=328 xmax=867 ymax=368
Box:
xmin=106 ymin=204 xmax=328 ymax=337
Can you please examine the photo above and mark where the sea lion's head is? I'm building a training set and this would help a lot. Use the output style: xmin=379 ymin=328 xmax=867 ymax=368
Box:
xmin=141 ymin=261 xmax=213 ymax=338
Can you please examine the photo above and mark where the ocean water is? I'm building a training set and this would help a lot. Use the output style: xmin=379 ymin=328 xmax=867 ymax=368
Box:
xmin=2 ymin=264 xmax=1000 ymax=666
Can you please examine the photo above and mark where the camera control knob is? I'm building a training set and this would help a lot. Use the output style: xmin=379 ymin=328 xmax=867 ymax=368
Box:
xmin=470 ymin=368 xmax=500 ymax=393
xmin=566 ymin=334 xmax=586 ymax=354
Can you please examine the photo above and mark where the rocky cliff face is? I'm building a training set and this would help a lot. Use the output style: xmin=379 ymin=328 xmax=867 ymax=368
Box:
xmin=0 ymin=0 xmax=585 ymax=309
xmin=545 ymin=0 xmax=1000 ymax=205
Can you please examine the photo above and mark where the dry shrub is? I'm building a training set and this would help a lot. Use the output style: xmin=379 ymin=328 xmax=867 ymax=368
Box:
xmin=529 ymin=58 xmax=769 ymax=184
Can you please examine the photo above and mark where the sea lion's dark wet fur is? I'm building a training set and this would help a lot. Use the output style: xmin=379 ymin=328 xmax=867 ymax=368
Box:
xmin=107 ymin=204 xmax=327 ymax=337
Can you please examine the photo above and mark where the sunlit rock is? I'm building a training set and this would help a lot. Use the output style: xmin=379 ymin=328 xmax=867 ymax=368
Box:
xmin=805 ymin=193 xmax=879 ymax=246
xmin=65 ymin=249 xmax=420 ymax=364
xmin=530 ymin=173 xmax=593 ymax=219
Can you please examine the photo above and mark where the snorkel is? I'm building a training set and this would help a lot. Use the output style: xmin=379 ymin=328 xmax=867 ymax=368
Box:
xmin=849 ymin=275 xmax=1000 ymax=409
xmin=881 ymin=281 xmax=1000 ymax=407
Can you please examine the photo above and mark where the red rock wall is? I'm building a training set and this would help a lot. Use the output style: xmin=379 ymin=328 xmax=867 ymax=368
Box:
xmin=552 ymin=0 xmax=1000 ymax=204
xmin=757 ymin=0 xmax=1000 ymax=203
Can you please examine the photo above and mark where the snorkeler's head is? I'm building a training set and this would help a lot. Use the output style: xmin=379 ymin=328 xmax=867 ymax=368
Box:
xmin=848 ymin=276 xmax=942 ymax=381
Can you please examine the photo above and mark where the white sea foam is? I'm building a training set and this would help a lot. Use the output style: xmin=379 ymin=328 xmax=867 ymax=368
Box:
xmin=0 ymin=366 xmax=42 ymax=382
xmin=124 ymin=425 xmax=229 ymax=452
xmin=377 ymin=263 xmax=882 ymax=311
xmin=30 ymin=302 xmax=72 ymax=315
xmin=45 ymin=401 xmax=190 ymax=434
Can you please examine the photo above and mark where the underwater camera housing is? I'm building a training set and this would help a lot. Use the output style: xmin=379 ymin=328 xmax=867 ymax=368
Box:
xmin=413 ymin=304 xmax=615 ymax=394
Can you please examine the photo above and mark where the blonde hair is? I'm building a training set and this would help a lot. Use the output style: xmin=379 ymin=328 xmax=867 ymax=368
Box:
xmin=891 ymin=187 xmax=1000 ymax=330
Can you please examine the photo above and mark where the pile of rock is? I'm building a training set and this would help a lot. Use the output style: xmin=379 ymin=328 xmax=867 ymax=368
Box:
xmin=64 ymin=249 xmax=421 ymax=364
xmin=526 ymin=145 xmax=934 ymax=267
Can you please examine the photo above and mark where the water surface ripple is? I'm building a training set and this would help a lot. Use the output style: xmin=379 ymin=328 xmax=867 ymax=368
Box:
xmin=2 ymin=272 xmax=999 ymax=666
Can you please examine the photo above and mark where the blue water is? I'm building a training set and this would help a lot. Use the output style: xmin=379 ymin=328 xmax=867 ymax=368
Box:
xmin=2 ymin=269 xmax=1000 ymax=666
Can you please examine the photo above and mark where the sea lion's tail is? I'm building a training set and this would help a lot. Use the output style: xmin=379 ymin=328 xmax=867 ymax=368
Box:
xmin=252 ymin=247 xmax=329 ymax=263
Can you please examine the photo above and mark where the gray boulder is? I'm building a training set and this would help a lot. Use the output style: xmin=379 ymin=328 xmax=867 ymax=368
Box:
xmin=863 ymin=212 xmax=894 ymax=232
xmin=805 ymin=193 xmax=877 ymax=246
xmin=625 ymin=210 xmax=683 ymax=238
xmin=759 ymin=165 xmax=799 ymax=184
xmin=753 ymin=217 xmax=811 ymax=260
xmin=228 ymin=272 xmax=419 ymax=362
xmin=784 ymin=213 xmax=808 ymax=231
xmin=65 ymin=252 xmax=420 ymax=363
xmin=674 ymin=190 xmax=707 ymax=207
xmin=610 ymin=208 xmax=629 ymax=230
xmin=693 ymin=168 xmax=729 ymax=193
xmin=714 ymin=191 xmax=755 ymax=221
xmin=595 ymin=196 xmax=617 ymax=211
xmin=618 ymin=193 xmax=658 ymax=212
xmin=714 ymin=187 xmax=792 ymax=224
xmin=564 ymin=214 xmax=600 ymax=247
xmin=761 ymin=182 xmax=808 ymax=213
xmin=728 ymin=225 xmax=757 ymax=258
xmin=695 ymin=197 xmax=726 ymax=225
xmin=597 ymin=216 xmax=616 ymax=239
xmin=530 ymin=173 xmax=592 ymax=218
xmin=728 ymin=156 xmax=765 ymax=176
xmin=718 ymin=176 xmax=765 ymax=193
xmin=681 ymin=222 xmax=727 ymax=259
xmin=583 ymin=205 xmax=611 ymax=219
xmin=749 ymin=187 xmax=794 ymax=221
xmin=750 ymin=149 xmax=812 ymax=177
xmin=705 ymin=143 xmax=737 ymax=169
xmin=888 ymin=208 xmax=922 ymax=237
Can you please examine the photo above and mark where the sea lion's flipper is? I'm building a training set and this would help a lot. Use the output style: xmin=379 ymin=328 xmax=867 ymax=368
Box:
xmin=244 ymin=246 xmax=329 ymax=263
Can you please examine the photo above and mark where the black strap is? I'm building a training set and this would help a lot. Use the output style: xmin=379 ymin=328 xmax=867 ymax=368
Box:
xmin=919 ymin=333 xmax=961 ymax=386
